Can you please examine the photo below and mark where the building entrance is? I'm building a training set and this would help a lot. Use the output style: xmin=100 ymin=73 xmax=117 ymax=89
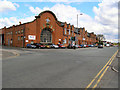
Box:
xmin=40 ymin=28 xmax=52 ymax=43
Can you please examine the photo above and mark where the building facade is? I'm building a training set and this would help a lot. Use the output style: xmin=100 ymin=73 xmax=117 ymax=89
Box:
xmin=1 ymin=10 xmax=98 ymax=47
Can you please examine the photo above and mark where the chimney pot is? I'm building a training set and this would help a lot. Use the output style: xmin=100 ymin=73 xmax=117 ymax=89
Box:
xmin=19 ymin=21 xmax=21 ymax=24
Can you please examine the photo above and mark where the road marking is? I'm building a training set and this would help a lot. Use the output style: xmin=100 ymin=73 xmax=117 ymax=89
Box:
xmin=92 ymin=50 xmax=118 ymax=89
xmin=85 ymin=50 xmax=118 ymax=89
xmin=2 ymin=51 xmax=20 ymax=60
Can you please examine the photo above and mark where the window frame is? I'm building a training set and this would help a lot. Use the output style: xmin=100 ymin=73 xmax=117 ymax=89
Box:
xmin=21 ymin=30 xmax=24 ymax=34
xmin=18 ymin=36 xmax=20 ymax=41
xmin=16 ymin=31 xmax=17 ymax=34
xmin=69 ymin=30 xmax=70 ymax=35
xmin=18 ymin=31 xmax=20 ymax=34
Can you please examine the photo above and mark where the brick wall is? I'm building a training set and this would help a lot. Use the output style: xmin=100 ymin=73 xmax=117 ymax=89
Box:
xmin=2 ymin=10 xmax=98 ymax=47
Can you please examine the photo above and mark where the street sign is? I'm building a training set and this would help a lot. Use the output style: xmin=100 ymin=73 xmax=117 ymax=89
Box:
xmin=28 ymin=35 xmax=36 ymax=40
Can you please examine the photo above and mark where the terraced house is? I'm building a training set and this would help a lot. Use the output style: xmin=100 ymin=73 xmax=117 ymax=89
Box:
xmin=0 ymin=10 xmax=98 ymax=47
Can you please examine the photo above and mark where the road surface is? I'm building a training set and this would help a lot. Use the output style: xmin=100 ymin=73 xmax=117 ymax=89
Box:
xmin=2 ymin=47 xmax=118 ymax=88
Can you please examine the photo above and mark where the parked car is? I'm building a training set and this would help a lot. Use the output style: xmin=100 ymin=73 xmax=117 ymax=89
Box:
xmin=95 ymin=44 xmax=98 ymax=47
xmin=80 ymin=45 xmax=84 ymax=48
xmin=51 ymin=44 xmax=59 ymax=49
xmin=75 ymin=45 xmax=79 ymax=48
xmin=98 ymin=44 xmax=103 ymax=48
xmin=106 ymin=44 xmax=110 ymax=47
xmin=57 ymin=44 xmax=66 ymax=48
xmin=78 ymin=45 xmax=82 ymax=48
xmin=91 ymin=45 xmax=94 ymax=47
xmin=45 ymin=43 xmax=51 ymax=49
xmin=32 ymin=43 xmax=39 ymax=48
xmin=88 ymin=45 xmax=94 ymax=47
xmin=32 ymin=43 xmax=45 ymax=49
xmin=110 ymin=44 xmax=114 ymax=46
xmin=86 ymin=45 xmax=89 ymax=48
xmin=39 ymin=43 xmax=46 ymax=49
xmin=26 ymin=44 xmax=36 ymax=49
xmin=83 ymin=44 xmax=87 ymax=48
xmin=67 ymin=44 xmax=74 ymax=49
xmin=38 ymin=43 xmax=45 ymax=49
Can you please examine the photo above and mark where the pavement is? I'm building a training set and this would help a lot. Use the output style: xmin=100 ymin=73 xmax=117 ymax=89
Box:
xmin=116 ymin=50 xmax=120 ymax=58
xmin=2 ymin=46 xmax=118 ymax=88
xmin=2 ymin=51 xmax=15 ymax=59
xmin=97 ymin=56 xmax=118 ymax=88
xmin=1 ymin=48 xmax=20 ymax=59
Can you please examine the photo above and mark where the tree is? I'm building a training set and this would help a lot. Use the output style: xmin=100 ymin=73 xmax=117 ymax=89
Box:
xmin=97 ymin=34 xmax=105 ymax=43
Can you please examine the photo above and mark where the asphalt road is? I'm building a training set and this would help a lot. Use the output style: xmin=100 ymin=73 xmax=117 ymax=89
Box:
xmin=2 ymin=51 xmax=15 ymax=59
xmin=2 ymin=47 xmax=118 ymax=88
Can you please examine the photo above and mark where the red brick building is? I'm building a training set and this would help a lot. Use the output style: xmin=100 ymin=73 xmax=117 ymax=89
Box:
xmin=0 ymin=10 xmax=98 ymax=47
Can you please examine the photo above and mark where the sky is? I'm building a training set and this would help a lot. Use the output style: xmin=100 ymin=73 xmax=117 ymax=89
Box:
xmin=0 ymin=0 xmax=119 ymax=43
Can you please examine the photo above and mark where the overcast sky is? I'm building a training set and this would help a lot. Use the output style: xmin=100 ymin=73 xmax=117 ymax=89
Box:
xmin=0 ymin=0 xmax=119 ymax=43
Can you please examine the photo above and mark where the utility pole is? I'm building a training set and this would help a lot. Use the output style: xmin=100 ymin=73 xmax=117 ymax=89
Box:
xmin=77 ymin=14 xmax=78 ymax=28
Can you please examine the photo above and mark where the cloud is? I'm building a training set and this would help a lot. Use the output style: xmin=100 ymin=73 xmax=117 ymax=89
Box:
xmin=0 ymin=0 xmax=119 ymax=43
xmin=29 ymin=6 xmax=42 ymax=15
xmin=93 ymin=0 xmax=118 ymax=42
xmin=0 ymin=16 xmax=35 ymax=28
xmin=13 ymin=3 xmax=20 ymax=8
xmin=0 ymin=0 xmax=19 ymax=12
xmin=5 ymin=0 xmax=102 ymax=2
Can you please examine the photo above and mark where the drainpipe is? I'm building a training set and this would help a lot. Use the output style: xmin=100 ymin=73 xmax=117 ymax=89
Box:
xmin=23 ymin=27 xmax=25 ymax=48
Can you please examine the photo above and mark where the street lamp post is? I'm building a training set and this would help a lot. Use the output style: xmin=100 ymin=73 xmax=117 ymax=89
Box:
xmin=76 ymin=13 xmax=83 ymax=45
xmin=77 ymin=14 xmax=78 ymax=28
xmin=77 ymin=13 xmax=83 ymax=28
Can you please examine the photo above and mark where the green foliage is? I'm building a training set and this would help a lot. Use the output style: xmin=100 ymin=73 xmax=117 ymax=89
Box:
xmin=118 ymin=43 xmax=120 ymax=46
xmin=98 ymin=42 xmax=103 ymax=45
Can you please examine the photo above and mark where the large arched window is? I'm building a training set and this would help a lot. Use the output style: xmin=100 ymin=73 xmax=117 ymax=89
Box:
xmin=40 ymin=28 xmax=52 ymax=43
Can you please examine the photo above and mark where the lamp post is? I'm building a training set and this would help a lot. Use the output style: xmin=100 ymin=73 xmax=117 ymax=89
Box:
xmin=77 ymin=14 xmax=78 ymax=28
xmin=77 ymin=13 xmax=83 ymax=28
xmin=76 ymin=13 xmax=83 ymax=45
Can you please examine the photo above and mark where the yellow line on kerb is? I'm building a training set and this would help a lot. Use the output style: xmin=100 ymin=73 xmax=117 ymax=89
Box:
xmin=85 ymin=50 xmax=118 ymax=90
xmin=92 ymin=50 xmax=118 ymax=89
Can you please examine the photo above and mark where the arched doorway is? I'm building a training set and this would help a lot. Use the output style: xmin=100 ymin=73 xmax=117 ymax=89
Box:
xmin=40 ymin=28 xmax=52 ymax=43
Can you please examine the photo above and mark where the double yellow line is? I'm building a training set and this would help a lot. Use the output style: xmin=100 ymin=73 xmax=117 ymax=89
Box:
xmin=85 ymin=50 xmax=118 ymax=89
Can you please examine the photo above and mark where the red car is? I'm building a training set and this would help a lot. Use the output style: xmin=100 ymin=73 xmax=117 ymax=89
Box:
xmin=35 ymin=43 xmax=45 ymax=49
xmin=57 ymin=44 xmax=66 ymax=48
xmin=86 ymin=45 xmax=89 ymax=47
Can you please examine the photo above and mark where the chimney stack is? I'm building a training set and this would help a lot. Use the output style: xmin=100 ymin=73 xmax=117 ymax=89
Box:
xmin=19 ymin=21 xmax=21 ymax=25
